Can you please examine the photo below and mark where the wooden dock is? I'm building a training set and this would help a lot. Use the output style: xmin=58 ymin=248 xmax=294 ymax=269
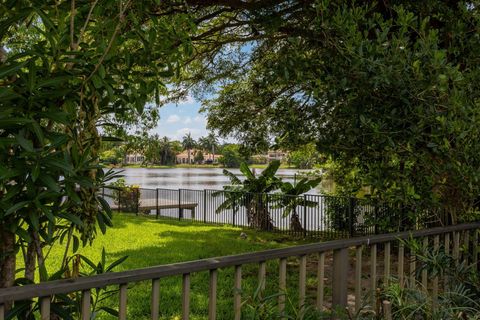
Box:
xmin=111 ymin=199 xmax=198 ymax=217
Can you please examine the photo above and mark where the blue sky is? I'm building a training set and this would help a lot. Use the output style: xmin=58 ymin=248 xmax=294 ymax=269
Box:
xmin=151 ymin=95 xmax=207 ymax=141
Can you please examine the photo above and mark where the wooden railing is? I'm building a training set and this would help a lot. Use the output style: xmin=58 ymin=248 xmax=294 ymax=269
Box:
xmin=0 ymin=222 xmax=479 ymax=319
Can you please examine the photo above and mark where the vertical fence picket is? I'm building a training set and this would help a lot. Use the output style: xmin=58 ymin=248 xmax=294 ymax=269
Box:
xmin=0 ymin=304 xmax=4 ymax=320
xmin=370 ymin=244 xmax=377 ymax=305
xmin=454 ymin=232 xmax=460 ymax=264
xmin=463 ymin=230 xmax=470 ymax=264
xmin=279 ymin=258 xmax=287 ymax=316
xmin=355 ymin=246 xmax=362 ymax=313
xmin=398 ymin=242 xmax=405 ymax=288
xmin=474 ymin=230 xmax=479 ymax=266
xmin=119 ymin=284 xmax=128 ymax=320
xmin=40 ymin=296 xmax=50 ymax=320
xmin=317 ymin=252 xmax=325 ymax=310
xmin=208 ymin=269 xmax=218 ymax=320
xmin=410 ymin=247 xmax=416 ymax=287
xmin=151 ymin=278 xmax=160 ymax=320
xmin=384 ymin=242 xmax=391 ymax=285
xmin=182 ymin=273 xmax=190 ymax=320
xmin=234 ymin=265 xmax=242 ymax=320
xmin=81 ymin=290 xmax=91 ymax=320
xmin=155 ymin=188 xmax=159 ymax=219
xmin=203 ymin=190 xmax=207 ymax=223
xmin=258 ymin=261 xmax=266 ymax=292
xmin=333 ymin=248 xmax=348 ymax=308
xmin=444 ymin=232 xmax=450 ymax=289
xmin=299 ymin=255 xmax=307 ymax=313
xmin=432 ymin=235 xmax=439 ymax=306
xmin=422 ymin=237 xmax=428 ymax=290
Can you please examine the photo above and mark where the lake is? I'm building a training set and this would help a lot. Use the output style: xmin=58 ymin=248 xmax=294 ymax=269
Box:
xmin=110 ymin=167 xmax=332 ymax=194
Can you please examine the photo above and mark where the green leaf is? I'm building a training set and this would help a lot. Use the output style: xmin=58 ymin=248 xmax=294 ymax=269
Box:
xmin=105 ymin=255 xmax=128 ymax=272
xmin=72 ymin=235 xmax=79 ymax=253
xmin=15 ymin=228 xmax=31 ymax=242
xmin=15 ymin=134 xmax=34 ymax=152
xmin=58 ymin=212 xmax=83 ymax=226
xmin=39 ymin=175 xmax=61 ymax=192
xmin=91 ymin=75 xmax=102 ymax=89
xmin=0 ymin=60 xmax=28 ymax=78
xmin=5 ymin=201 xmax=30 ymax=216
xmin=28 ymin=211 xmax=40 ymax=231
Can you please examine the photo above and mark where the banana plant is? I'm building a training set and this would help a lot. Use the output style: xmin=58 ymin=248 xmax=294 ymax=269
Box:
xmin=215 ymin=161 xmax=283 ymax=230
xmin=275 ymin=177 xmax=321 ymax=232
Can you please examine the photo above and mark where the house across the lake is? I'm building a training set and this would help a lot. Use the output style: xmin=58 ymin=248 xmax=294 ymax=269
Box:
xmin=176 ymin=149 xmax=220 ymax=164
xmin=124 ymin=153 xmax=145 ymax=165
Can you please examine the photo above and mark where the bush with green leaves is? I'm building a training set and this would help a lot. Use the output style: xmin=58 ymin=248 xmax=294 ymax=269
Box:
xmin=381 ymin=237 xmax=480 ymax=319
xmin=7 ymin=249 xmax=128 ymax=320
xmin=109 ymin=179 xmax=140 ymax=213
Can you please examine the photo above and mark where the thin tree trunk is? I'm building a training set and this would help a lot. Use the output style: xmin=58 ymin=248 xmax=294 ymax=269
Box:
xmin=24 ymin=240 xmax=36 ymax=282
xmin=32 ymin=231 xmax=47 ymax=282
xmin=0 ymin=224 xmax=16 ymax=311
xmin=290 ymin=211 xmax=304 ymax=232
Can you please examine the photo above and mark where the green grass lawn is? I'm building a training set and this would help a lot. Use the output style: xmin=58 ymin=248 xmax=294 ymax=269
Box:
xmin=38 ymin=213 xmax=320 ymax=319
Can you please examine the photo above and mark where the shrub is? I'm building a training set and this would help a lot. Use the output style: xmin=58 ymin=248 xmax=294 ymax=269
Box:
xmin=110 ymin=179 xmax=140 ymax=212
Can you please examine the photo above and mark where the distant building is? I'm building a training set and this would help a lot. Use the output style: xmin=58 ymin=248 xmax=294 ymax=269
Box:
xmin=267 ymin=150 xmax=288 ymax=162
xmin=176 ymin=149 xmax=220 ymax=164
xmin=124 ymin=153 xmax=144 ymax=164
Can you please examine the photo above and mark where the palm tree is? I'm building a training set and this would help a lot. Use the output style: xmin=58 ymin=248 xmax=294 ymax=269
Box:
xmin=182 ymin=132 xmax=195 ymax=164
xmin=159 ymin=136 xmax=172 ymax=165
xmin=206 ymin=132 xmax=218 ymax=161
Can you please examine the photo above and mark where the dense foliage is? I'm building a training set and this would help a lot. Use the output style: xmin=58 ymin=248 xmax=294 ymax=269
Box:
xmin=0 ymin=0 xmax=193 ymax=295
xmin=178 ymin=0 xmax=480 ymax=224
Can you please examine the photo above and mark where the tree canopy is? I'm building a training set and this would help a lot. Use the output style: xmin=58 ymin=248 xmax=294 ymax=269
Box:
xmin=174 ymin=0 xmax=480 ymax=223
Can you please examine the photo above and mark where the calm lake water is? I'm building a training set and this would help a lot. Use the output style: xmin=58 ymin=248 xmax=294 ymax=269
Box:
xmin=110 ymin=167 xmax=331 ymax=194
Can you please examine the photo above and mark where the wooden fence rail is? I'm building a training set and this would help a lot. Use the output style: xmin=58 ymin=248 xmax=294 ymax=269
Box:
xmin=1 ymin=222 xmax=479 ymax=319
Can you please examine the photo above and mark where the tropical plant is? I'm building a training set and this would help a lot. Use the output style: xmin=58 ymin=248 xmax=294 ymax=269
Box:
xmin=7 ymin=249 xmax=129 ymax=320
xmin=0 ymin=0 xmax=193 ymax=298
xmin=194 ymin=150 xmax=205 ymax=164
xmin=110 ymin=179 xmax=140 ymax=213
xmin=276 ymin=178 xmax=321 ymax=232
xmin=216 ymin=161 xmax=282 ymax=230
xmin=159 ymin=136 xmax=176 ymax=165
xmin=218 ymin=144 xmax=244 ymax=168
xmin=184 ymin=0 xmax=480 ymax=225
xmin=382 ymin=237 xmax=480 ymax=319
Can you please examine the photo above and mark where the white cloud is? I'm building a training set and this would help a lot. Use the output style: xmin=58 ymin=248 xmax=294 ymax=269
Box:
xmin=173 ymin=128 xmax=206 ymax=140
xmin=166 ymin=115 xmax=180 ymax=123
xmin=177 ymin=95 xmax=195 ymax=105
xmin=194 ymin=116 xmax=207 ymax=124
xmin=183 ymin=117 xmax=192 ymax=124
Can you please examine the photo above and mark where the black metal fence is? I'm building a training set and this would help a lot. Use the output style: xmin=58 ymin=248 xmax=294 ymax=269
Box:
xmin=102 ymin=187 xmax=413 ymax=238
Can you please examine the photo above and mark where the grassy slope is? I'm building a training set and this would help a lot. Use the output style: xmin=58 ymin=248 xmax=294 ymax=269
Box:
xmin=41 ymin=214 xmax=314 ymax=319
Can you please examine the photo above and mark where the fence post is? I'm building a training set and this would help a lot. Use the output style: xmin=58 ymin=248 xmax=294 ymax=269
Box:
xmin=303 ymin=195 xmax=307 ymax=238
xmin=203 ymin=190 xmax=207 ymax=223
xmin=349 ymin=198 xmax=356 ymax=237
xmin=232 ymin=192 xmax=237 ymax=227
xmin=156 ymin=188 xmax=159 ymax=219
xmin=332 ymin=247 xmax=348 ymax=310
xmin=374 ymin=204 xmax=379 ymax=235
xmin=178 ymin=189 xmax=182 ymax=220
xmin=136 ymin=188 xmax=140 ymax=215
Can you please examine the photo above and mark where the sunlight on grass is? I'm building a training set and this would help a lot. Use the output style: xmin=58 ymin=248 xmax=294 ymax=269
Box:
xmin=34 ymin=213 xmax=312 ymax=319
